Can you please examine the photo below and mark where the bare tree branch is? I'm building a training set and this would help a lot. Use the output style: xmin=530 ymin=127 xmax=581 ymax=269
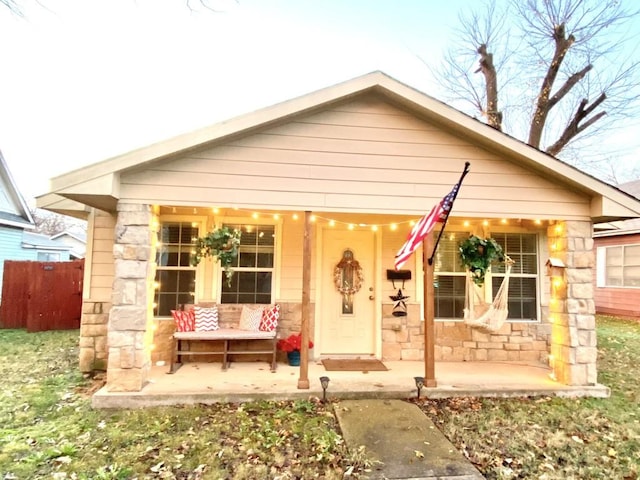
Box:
xmin=546 ymin=93 xmax=606 ymax=156
xmin=433 ymin=0 xmax=640 ymax=174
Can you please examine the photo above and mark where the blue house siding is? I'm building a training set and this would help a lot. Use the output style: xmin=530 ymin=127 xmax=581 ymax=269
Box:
xmin=0 ymin=226 xmax=38 ymax=301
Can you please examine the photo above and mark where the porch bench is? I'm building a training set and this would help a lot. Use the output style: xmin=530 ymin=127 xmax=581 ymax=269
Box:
xmin=169 ymin=328 xmax=278 ymax=373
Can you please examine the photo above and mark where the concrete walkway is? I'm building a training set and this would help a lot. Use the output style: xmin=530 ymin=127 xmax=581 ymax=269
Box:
xmin=335 ymin=399 xmax=484 ymax=479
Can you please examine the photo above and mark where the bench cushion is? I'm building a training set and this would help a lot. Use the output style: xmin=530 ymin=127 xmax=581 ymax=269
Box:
xmin=174 ymin=328 xmax=277 ymax=341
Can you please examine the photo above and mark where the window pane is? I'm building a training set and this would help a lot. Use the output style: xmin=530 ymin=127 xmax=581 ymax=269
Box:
xmin=623 ymin=265 xmax=640 ymax=287
xmin=434 ymin=232 xmax=467 ymax=273
xmin=221 ymin=271 xmax=272 ymax=304
xmin=493 ymin=276 xmax=537 ymax=320
xmin=434 ymin=275 xmax=465 ymax=318
xmin=606 ymin=247 xmax=622 ymax=266
xmin=154 ymin=269 xmax=196 ymax=317
xmin=624 ymin=245 xmax=640 ymax=266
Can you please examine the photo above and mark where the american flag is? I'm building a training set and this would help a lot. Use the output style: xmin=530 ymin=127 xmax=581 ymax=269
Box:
xmin=394 ymin=183 xmax=460 ymax=270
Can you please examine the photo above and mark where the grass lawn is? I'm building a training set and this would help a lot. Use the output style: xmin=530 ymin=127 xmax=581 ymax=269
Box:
xmin=0 ymin=315 xmax=638 ymax=479
xmin=416 ymin=315 xmax=640 ymax=479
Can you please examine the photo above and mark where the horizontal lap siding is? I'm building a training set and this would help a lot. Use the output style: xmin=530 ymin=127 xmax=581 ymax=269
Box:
xmin=120 ymin=96 xmax=590 ymax=219
xmin=0 ymin=227 xmax=36 ymax=301
xmin=88 ymin=211 xmax=115 ymax=301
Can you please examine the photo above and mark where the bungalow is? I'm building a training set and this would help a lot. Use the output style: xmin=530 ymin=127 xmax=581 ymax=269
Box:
xmin=37 ymin=72 xmax=640 ymax=393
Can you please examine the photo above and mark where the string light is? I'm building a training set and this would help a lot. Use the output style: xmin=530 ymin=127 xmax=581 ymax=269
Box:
xmin=168 ymin=206 xmax=553 ymax=232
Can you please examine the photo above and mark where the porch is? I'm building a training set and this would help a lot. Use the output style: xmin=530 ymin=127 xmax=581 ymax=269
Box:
xmin=91 ymin=360 xmax=610 ymax=408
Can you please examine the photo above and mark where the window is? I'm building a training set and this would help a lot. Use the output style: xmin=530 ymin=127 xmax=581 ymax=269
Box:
xmin=433 ymin=232 xmax=538 ymax=320
xmin=154 ymin=222 xmax=197 ymax=316
xmin=599 ymin=244 xmax=640 ymax=287
xmin=220 ymin=223 xmax=275 ymax=304
xmin=37 ymin=252 xmax=60 ymax=262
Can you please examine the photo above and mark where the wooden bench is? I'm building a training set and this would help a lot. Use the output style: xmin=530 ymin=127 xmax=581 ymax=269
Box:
xmin=169 ymin=329 xmax=278 ymax=373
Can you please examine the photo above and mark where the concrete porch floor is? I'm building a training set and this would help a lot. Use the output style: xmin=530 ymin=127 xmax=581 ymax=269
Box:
xmin=92 ymin=360 xmax=610 ymax=408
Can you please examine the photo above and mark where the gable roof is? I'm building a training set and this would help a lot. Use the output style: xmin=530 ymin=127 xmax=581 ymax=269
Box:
xmin=594 ymin=179 xmax=640 ymax=237
xmin=0 ymin=150 xmax=35 ymax=229
xmin=37 ymin=71 xmax=640 ymax=222
xmin=21 ymin=231 xmax=73 ymax=252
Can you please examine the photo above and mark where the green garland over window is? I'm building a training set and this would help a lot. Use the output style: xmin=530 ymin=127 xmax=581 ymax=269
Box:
xmin=192 ymin=226 xmax=242 ymax=286
xmin=459 ymin=235 xmax=505 ymax=286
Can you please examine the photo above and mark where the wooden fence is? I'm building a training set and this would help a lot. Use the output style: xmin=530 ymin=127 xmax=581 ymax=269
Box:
xmin=0 ymin=260 xmax=84 ymax=332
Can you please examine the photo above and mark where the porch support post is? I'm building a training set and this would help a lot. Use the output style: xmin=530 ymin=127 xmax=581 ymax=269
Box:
xmin=423 ymin=231 xmax=437 ymax=387
xmin=297 ymin=210 xmax=312 ymax=389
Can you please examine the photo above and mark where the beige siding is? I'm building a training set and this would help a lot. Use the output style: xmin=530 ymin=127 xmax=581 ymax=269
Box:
xmin=86 ymin=210 xmax=115 ymax=301
xmin=279 ymin=217 xmax=316 ymax=302
xmin=120 ymin=95 xmax=591 ymax=219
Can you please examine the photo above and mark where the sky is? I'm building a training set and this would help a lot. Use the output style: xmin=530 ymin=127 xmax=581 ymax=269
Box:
xmin=1 ymin=0 xmax=639 ymax=204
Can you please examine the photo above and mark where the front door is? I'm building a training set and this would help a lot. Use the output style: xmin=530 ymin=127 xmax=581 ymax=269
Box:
xmin=319 ymin=227 xmax=377 ymax=356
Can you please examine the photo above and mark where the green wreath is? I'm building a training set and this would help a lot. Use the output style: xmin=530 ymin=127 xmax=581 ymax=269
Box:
xmin=192 ymin=226 xmax=242 ymax=286
xmin=459 ymin=235 xmax=505 ymax=286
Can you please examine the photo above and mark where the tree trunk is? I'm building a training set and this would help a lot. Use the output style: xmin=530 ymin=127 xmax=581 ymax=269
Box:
xmin=476 ymin=44 xmax=503 ymax=130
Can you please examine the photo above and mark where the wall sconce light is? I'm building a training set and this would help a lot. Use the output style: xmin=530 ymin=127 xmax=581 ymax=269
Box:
xmin=414 ymin=376 xmax=424 ymax=399
xmin=319 ymin=376 xmax=330 ymax=402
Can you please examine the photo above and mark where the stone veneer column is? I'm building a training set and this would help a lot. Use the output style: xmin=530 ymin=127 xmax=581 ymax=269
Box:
xmin=105 ymin=203 xmax=155 ymax=392
xmin=79 ymin=301 xmax=111 ymax=372
xmin=548 ymin=220 xmax=597 ymax=386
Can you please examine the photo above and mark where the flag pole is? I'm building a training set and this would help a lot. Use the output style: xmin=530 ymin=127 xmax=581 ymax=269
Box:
xmin=428 ymin=161 xmax=471 ymax=266
xmin=423 ymin=161 xmax=470 ymax=387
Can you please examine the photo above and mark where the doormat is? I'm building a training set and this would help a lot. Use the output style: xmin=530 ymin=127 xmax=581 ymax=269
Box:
xmin=321 ymin=358 xmax=388 ymax=372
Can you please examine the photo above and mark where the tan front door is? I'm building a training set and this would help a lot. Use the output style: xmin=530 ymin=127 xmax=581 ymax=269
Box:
xmin=319 ymin=227 xmax=377 ymax=356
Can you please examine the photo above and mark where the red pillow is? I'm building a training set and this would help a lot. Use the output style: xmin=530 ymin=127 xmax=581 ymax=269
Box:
xmin=171 ymin=310 xmax=195 ymax=332
xmin=259 ymin=304 xmax=280 ymax=332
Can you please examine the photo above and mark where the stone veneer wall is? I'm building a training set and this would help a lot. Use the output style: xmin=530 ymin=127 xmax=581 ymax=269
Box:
xmin=381 ymin=303 xmax=550 ymax=362
xmin=105 ymin=203 xmax=156 ymax=392
xmin=150 ymin=302 xmax=312 ymax=365
xmin=78 ymin=301 xmax=111 ymax=372
xmin=548 ymin=220 xmax=597 ymax=386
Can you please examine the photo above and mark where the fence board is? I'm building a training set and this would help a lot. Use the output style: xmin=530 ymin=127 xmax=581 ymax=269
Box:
xmin=0 ymin=261 xmax=30 ymax=328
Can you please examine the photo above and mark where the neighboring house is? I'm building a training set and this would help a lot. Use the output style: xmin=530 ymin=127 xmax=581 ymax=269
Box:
xmin=37 ymin=71 xmax=640 ymax=393
xmin=0 ymin=152 xmax=76 ymax=302
xmin=50 ymin=230 xmax=87 ymax=259
xmin=0 ymin=151 xmax=36 ymax=300
xmin=21 ymin=231 xmax=73 ymax=262
xmin=593 ymin=180 xmax=640 ymax=318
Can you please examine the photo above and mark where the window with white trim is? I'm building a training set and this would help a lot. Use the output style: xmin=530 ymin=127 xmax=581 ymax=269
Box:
xmin=433 ymin=232 xmax=538 ymax=320
xmin=220 ymin=223 xmax=275 ymax=304
xmin=598 ymin=244 xmax=640 ymax=287
xmin=154 ymin=222 xmax=197 ymax=316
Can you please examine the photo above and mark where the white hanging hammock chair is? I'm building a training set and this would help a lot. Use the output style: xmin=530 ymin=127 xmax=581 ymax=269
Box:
xmin=463 ymin=259 xmax=514 ymax=333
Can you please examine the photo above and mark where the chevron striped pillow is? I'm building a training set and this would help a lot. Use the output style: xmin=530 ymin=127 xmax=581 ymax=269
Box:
xmin=194 ymin=306 xmax=219 ymax=331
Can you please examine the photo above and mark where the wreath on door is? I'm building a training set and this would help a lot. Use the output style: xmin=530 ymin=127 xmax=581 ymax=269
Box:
xmin=334 ymin=250 xmax=364 ymax=311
